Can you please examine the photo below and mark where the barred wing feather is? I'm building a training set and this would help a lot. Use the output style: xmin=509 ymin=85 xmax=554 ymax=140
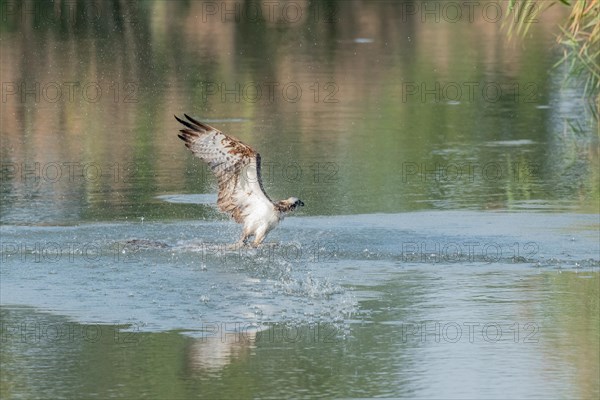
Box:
xmin=175 ymin=114 xmax=274 ymax=223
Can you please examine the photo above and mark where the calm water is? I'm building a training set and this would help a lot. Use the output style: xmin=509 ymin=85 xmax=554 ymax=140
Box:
xmin=1 ymin=1 xmax=599 ymax=399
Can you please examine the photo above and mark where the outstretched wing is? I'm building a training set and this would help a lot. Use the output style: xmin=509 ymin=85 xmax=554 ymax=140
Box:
xmin=175 ymin=114 xmax=274 ymax=223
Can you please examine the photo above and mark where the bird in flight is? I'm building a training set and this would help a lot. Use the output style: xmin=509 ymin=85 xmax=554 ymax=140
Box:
xmin=175 ymin=114 xmax=304 ymax=247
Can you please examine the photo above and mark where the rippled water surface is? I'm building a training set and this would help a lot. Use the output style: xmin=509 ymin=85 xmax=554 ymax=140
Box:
xmin=1 ymin=1 xmax=599 ymax=399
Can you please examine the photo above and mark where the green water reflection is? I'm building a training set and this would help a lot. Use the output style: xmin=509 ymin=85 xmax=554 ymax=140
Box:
xmin=1 ymin=1 xmax=598 ymax=225
xmin=1 ymin=268 xmax=598 ymax=399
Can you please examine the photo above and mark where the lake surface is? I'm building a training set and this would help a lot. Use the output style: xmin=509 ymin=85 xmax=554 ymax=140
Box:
xmin=1 ymin=1 xmax=598 ymax=399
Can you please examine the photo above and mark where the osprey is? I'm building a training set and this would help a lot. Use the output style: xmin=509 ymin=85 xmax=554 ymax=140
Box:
xmin=175 ymin=114 xmax=304 ymax=247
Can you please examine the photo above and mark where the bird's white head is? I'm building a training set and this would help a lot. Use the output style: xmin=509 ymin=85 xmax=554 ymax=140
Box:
xmin=276 ymin=197 xmax=305 ymax=213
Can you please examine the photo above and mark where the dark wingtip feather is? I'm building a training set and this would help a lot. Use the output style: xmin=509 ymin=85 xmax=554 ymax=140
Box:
xmin=178 ymin=128 xmax=200 ymax=142
xmin=184 ymin=114 xmax=214 ymax=131
xmin=175 ymin=114 xmax=200 ymax=132
xmin=174 ymin=115 xmax=186 ymax=125
xmin=184 ymin=113 xmax=200 ymax=125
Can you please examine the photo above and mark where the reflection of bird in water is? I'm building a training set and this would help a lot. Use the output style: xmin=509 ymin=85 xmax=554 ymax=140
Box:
xmin=175 ymin=114 xmax=304 ymax=247
xmin=185 ymin=328 xmax=258 ymax=373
